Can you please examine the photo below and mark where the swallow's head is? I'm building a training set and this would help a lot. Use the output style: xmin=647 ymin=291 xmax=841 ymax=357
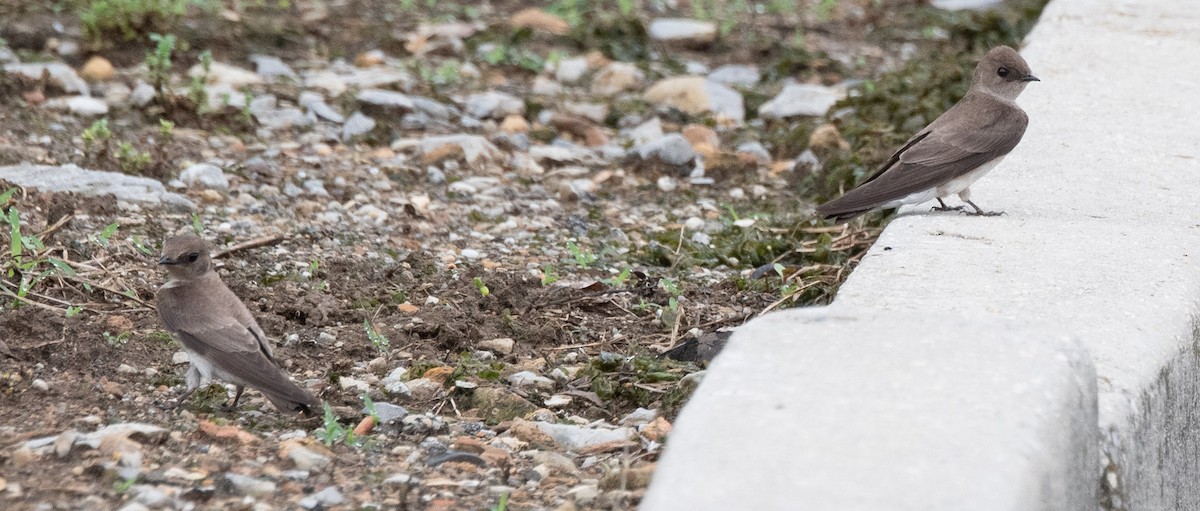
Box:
xmin=158 ymin=234 xmax=212 ymax=279
xmin=975 ymin=45 xmax=1038 ymax=100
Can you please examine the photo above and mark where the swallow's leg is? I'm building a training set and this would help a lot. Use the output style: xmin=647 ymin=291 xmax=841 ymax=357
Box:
xmin=963 ymin=200 xmax=1005 ymax=217
xmin=222 ymin=385 xmax=246 ymax=411
xmin=931 ymin=198 xmax=964 ymax=212
xmin=160 ymin=385 xmax=198 ymax=411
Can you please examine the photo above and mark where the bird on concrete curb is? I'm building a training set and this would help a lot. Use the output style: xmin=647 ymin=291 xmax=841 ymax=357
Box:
xmin=816 ymin=45 xmax=1039 ymax=222
xmin=155 ymin=234 xmax=319 ymax=415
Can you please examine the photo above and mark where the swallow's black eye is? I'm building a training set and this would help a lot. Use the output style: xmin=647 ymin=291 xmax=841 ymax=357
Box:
xmin=997 ymin=67 xmax=1009 ymax=78
xmin=187 ymin=252 xmax=199 ymax=263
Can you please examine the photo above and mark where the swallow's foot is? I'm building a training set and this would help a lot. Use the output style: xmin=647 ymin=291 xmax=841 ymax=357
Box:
xmin=963 ymin=210 xmax=1006 ymax=217
xmin=963 ymin=200 xmax=1005 ymax=217
xmin=931 ymin=205 xmax=964 ymax=212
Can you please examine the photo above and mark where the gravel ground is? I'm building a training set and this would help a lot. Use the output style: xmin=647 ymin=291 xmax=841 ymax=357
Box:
xmin=0 ymin=1 xmax=1046 ymax=509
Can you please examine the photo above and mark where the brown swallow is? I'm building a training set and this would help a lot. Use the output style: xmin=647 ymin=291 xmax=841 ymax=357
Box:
xmin=816 ymin=46 xmax=1039 ymax=221
xmin=155 ymin=234 xmax=318 ymax=414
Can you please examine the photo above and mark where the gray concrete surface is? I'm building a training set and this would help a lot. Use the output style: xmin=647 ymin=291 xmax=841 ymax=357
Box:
xmin=643 ymin=0 xmax=1200 ymax=508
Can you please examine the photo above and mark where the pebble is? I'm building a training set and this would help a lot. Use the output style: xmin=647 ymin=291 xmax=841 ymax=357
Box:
xmin=534 ymin=421 xmax=634 ymax=450
xmin=283 ymin=441 xmax=331 ymax=471
xmin=708 ymin=64 xmax=760 ymax=87
xmin=80 ymin=56 xmax=115 ymax=82
xmin=759 ymin=83 xmax=845 ymax=119
xmin=507 ymin=371 xmax=555 ymax=391
xmin=555 ymin=57 xmax=589 ymax=84
xmin=643 ymin=77 xmax=744 ymax=123
xmin=0 ymin=164 xmax=194 ymax=210
xmin=648 ymin=18 xmax=717 ymax=46
xmin=565 ymin=483 xmax=600 ymax=505
xmin=4 ymin=62 xmax=88 ymax=94
xmin=180 ymin=163 xmax=230 ymax=191
xmin=592 ymin=62 xmax=644 ymax=95
xmin=631 ymin=134 xmax=695 ymax=167
xmin=300 ymin=486 xmax=345 ymax=509
xmin=44 ymin=96 xmax=109 ymax=116
xmin=249 ymin=54 xmax=298 ymax=81
xmin=478 ymin=337 xmax=515 ymax=355
xmin=372 ymin=402 xmax=409 ymax=424
xmin=341 ymin=112 xmax=375 ymax=139
xmin=357 ymin=88 xmax=415 ymax=109
xmin=31 ymin=379 xmax=49 ymax=391
xmin=224 ymin=473 xmax=276 ymax=497
xmin=464 ymin=91 xmax=524 ymax=120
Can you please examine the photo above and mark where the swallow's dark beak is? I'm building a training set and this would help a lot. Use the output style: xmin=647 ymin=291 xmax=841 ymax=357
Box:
xmin=158 ymin=256 xmax=175 ymax=266
xmin=1021 ymin=74 xmax=1040 ymax=82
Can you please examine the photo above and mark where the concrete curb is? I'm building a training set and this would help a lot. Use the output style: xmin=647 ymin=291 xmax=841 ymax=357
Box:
xmin=643 ymin=0 xmax=1200 ymax=508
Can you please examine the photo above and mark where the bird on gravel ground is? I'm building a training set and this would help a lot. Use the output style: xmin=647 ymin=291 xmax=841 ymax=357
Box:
xmin=155 ymin=234 xmax=319 ymax=415
xmin=816 ymin=45 xmax=1039 ymax=221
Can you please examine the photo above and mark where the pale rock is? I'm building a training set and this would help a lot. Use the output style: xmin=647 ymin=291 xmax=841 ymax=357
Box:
xmin=644 ymin=77 xmax=744 ymax=123
xmin=708 ymin=64 xmax=760 ymax=87
xmin=464 ymin=91 xmax=525 ymax=120
xmin=249 ymin=54 xmax=298 ymax=81
xmin=195 ymin=62 xmax=263 ymax=87
xmin=555 ymin=57 xmax=590 ymax=84
xmin=44 ymin=96 xmax=108 ymax=116
xmin=648 ymin=18 xmax=717 ymax=46
xmin=358 ymin=88 xmax=415 ymax=109
xmin=4 ymin=62 xmax=88 ymax=94
xmin=479 ymin=337 xmax=515 ymax=355
xmin=508 ymin=371 xmax=555 ymax=391
xmin=224 ymin=473 xmax=276 ymax=497
xmin=592 ymin=62 xmax=644 ymax=95
xmin=0 ymin=164 xmax=193 ymax=210
xmin=759 ymin=83 xmax=845 ymax=119
xmin=420 ymin=135 xmax=501 ymax=164
xmin=179 ymin=163 xmax=230 ymax=191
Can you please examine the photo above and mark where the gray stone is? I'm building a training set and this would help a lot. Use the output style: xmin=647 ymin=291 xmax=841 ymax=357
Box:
xmin=287 ymin=444 xmax=331 ymax=471
xmin=357 ymin=88 xmax=415 ymax=109
xmin=301 ymin=486 xmax=344 ymax=508
xmin=478 ymin=337 xmax=515 ymax=355
xmin=43 ymin=96 xmax=108 ymax=116
xmin=130 ymin=485 xmax=171 ymax=507
xmin=619 ymin=407 xmax=659 ymax=426
xmin=411 ymin=96 xmax=455 ymax=119
xmin=566 ymin=483 xmax=600 ymax=504
xmin=630 ymin=134 xmax=695 ymax=167
xmin=4 ymin=62 xmax=88 ymax=94
xmin=130 ymin=81 xmax=156 ymax=107
xmin=0 ymin=164 xmax=194 ymax=210
xmin=370 ymin=402 xmax=409 ymax=424
xmin=249 ymin=54 xmax=298 ymax=81
xmin=464 ymin=91 xmax=524 ymax=120
xmin=648 ymin=18 xmax=717 ymax=45
xmin=299 ymin=92 xmax=345 ymax=123
xmin=735 ymin=141 xmax=772 ymax=165
xmin=702 ymin=80 xmax=744 ymax=123
xmin=534 ymin=422 xmax=634 ymax=451
xmin=224 ymin=473 xmax=276 ymax=497
xmin=420 ymin=135 xmax=501 ymax=164
xmin=179 ymin=163 xmax=229 ymax=191
xmin=708 ymin=65 xmax=760 ymax=87
xmin=931 ymin=0 xmax=1004 ymax=10
xmin=507 ymin=371 xmax=554 ymax=391
xmin=555 ymin=57 xmax=590 ymax=84
xmin=758 ymin=83 xmax=845 ymax=119
xmin=342 ymin=112 xmax=376 ymax=140
xmin=195 ymin=62 xmax=262 ymax=87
